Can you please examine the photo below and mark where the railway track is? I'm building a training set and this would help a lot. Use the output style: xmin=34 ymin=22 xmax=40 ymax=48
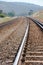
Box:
xmin=13 ymin=17 xmax=43 ymax=65
xmin=0 ymin=17 xmax=43 ymax=65
xmin=27 ymin=17 xmax=43 ymax=30
xmin=0 ymin=17 xmax=28 ymax=65
xmin=20 ymin=17 xmax=43 ymax=65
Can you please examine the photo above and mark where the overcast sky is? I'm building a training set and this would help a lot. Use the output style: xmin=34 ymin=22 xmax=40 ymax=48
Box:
xmin=0 ymin=0 xmax=43 ymax=6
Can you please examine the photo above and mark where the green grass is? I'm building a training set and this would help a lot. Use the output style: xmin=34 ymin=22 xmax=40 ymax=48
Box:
xmin=0 ymin=17 xmax=14 ymax=24
xmin=0 ymin=14 xmax=5 ymax=17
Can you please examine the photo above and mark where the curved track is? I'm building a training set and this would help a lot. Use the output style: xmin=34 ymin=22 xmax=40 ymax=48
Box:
xmin=0 ymin=17 xmax=43 ymax=65
xmin=27 ymin=17 xmax=43 ymax=30
xmin=20 ymin=17 xmax=43 ymax=65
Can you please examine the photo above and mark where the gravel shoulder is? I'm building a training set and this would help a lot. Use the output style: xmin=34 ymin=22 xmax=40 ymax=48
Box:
xmin=0 ymin=17 xmax=22 ymax=43
xmin=27 ymin=18 xmax=43 ymax=51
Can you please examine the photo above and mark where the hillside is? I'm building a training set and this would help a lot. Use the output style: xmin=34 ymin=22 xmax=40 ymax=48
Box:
xmin=32 ymin=11 xmax=43 ymax=23
xmin=0 ymin=1 xmax=43 ymax=16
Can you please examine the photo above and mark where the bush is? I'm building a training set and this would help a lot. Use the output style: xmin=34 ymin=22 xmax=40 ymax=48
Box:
xmin=8 ymin=12 xmax=15 ymax=17
xmin=28 ymin=10 xmax=33 ymax=15
xmin=0 ymin=14 xmax=5 ymax=18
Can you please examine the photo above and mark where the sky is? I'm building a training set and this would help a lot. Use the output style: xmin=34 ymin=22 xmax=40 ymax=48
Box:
xmin=0 ymin=0 xmax=43 ymax=6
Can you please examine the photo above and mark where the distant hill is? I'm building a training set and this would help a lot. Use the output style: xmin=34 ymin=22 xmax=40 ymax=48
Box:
xmin=0 ymin=1 xmax=43 ymax=16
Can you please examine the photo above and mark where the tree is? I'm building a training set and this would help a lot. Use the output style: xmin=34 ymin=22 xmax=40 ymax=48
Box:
xmin=28 ymin=10 xmax=33 ymax=15
xmin=0 ymin=10 xmax=7 ymax=18
xmin=8 ymin=12 xmax=15 ymax=17
xmin=0 ymin=10 xmax=3 ymax=14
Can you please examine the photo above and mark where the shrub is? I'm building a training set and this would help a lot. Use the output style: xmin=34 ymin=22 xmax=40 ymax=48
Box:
xmin=0 ymin=14 xmax=5 ymax=18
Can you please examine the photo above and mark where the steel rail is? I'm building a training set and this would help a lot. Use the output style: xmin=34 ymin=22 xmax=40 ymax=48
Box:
xmin=26 ymin=16 xmax=43 ymax=30
xmin=31 ymin=18 xmax=43 ymax=29
xmin=13 ymin=23 xmax=29 ymax=65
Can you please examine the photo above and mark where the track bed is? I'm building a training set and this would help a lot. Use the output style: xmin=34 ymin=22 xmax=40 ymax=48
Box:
xmin=20 ymin=18 xmax=43 ymax=65
xmin=0 ymin=17 xmax=27 ymax=65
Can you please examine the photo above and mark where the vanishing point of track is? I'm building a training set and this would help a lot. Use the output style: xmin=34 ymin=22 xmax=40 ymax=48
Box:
xmin=0 ymin=17 xmax=43 ymax=65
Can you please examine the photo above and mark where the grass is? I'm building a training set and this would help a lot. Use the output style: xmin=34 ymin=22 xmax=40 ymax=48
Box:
xmin=0 ymin=17 xmax=14 ymax=24
xmin=32 ymin=11 xmax=43 ymax=22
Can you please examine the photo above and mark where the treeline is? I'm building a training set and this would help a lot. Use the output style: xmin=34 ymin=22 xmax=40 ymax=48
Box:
xmin=28 ymin=10 xmax=33 ymax=15
xmin=0 ymin=9 xmax=34 ymax=17
xmin=0 ymin=10 xmax=15 ymax=18
xmin=0 ymin=10 xmax=6 ymax=17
